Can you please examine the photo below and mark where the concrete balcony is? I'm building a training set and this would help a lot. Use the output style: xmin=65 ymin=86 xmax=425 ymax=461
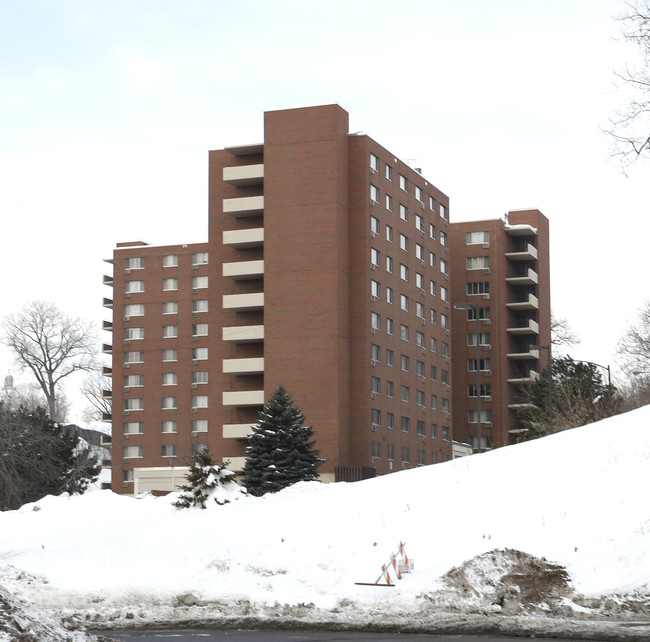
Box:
xmin=103 ymin=274 xmax=114 ymax=286
xmin=506 ymin=293 xmax=539 ymax=311
xmin=223 ymin=163 xmax=264 ymax=187
xmin=223 ymin=292 xmax=264 ymax=311
xmin=223 ymin=456 xmax=246 ymax=472
xmin=223 ymin=424 xmax=254 ymax=439
xmin=103 ymin=297 xmax=113 ymax=309
xmin=224 ymin=143 xmax=264 ymax=156
xmin=223 ymin=259 xmax=264 ymax=281
xmin=102 ymin=366 xmax=113 ymax=377
xmin=507 ymin=319 xmax=540 ymax=335
xmin=223 ymin=195 xmax=264 ymax=218
xmin=508 ymin=370 xmax=540 ymax=384
xmin=505 ymin=268 xmax=538 ymax=286
xmin=505 ymin=242 xmax=538 ymax=261
xmin=222 ymin=325 xmax=264 ymax=343
xmin=222 ymin=390 xmax=265 ymax=407
xmin=222 ymin=357 xmax=264 ymax=375
xmin=505 ymin=224 xmax=537 ymax=237
xmin=223 ymin=227 xmax=264 ymax=249
xmin=101 ymin=389 xmax=112 ymax=400
xmin=507 ymin=348 xmax=540 ymax=360
xmin=102 ymin=343 xmax=112 ymax=354
xmin=102 ymin=320 xmax=113 ymax=331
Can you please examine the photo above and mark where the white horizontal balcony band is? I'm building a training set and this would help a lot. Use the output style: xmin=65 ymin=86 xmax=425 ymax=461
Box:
xmin=507 ymin=349 xmax=540 ymax=360
xmin=505 ymin=224 xmax=538 ymax=236
xmin=222 ymin=390 xmax=265 ymax=406
xmin=224 ymin=143 xmax=263 ymax=156
xmin=224 ymin=456 xmax=246 ymax=472
xmin=223 ymin=259 xmax=264 ymax=281
xmin=505 ymin=268 xmax=538 ymax=286
xmin=223 ymin=227 xmax=264 ymax=249
xmin=506 ymin=294 xmax=539 ymax=310
xmin=223 ymin=164 xmax=264 ymax=186
xmin=506 ymin=319 xmax=540 ymax=335
xmin=505 ymin=243 xmax=538 ymax=261
xmin=222 ymin=325 xmax=264 ymax=343
xmin=223 ymin=292 xmax=264 ymax=311
xmin=223 ymin=424 xmax=254 ymax=439
xmin=222 ymin=357 xmax=264 ymax=374
xmin=507 ymin=370 xmax=540 ymax=384
xmin=223 ymin=195 xmax=264 ymax=218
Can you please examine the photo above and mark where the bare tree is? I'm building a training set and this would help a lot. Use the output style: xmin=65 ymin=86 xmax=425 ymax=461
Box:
xmin=80 ymin=368 xmax=112 ymax=422
xmin=605 ymin=1 xmax=650 ymax=170
xmin=2 ymin=301 xmax=98 ymax=422
xmin=618 ymin=299 xmax=650 ymax=376
xmin=551 ymin=313 xmax=580 ymax=349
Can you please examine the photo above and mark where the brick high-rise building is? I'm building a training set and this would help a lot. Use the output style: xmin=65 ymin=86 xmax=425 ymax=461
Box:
xmin=448 ymin=210 xmax=551 ymax=451
xmin=104 ymin=104 xmax=455 ymax=493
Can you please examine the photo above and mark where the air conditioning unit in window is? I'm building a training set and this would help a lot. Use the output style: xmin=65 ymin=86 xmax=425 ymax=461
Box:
xmin=124 ymin=363 xmax=130 ymax=368
xmin=484 ymin=422 xmax=492 ymax=428
xmin=483 ymin=293 xmax=491 ymax=299
xmin=370 ymin=359 xmax=377 ymax=367
xmin=371 ymin=424 xmax=378 ymax=431
xmin=192 ymin=264 xmax=198 ymax=270
xmin=482 ymin=319 xmax=491 ymax=325
xmin=191 ymin=408 xmax=198 ymax=413
xmin=371 ymin=327 xmax=377 ymax=334
xmin=370 ymin=263 xmax=376 ymax=270
xmin=370 ymin=231 xmax=378 ymax=238
xmin=420 ymin=260 xmax=426 ymax=267
xmin=485 ymin=396 xmax=493 ymax=402
xmin=484 ymin=344 xmax=492 ymax=350
xmin=422 ymin=347 xmax=427 ymax=354
xmin=484 ymin=370 xmax=492 ymax=376
xmin=123 ymin=410 xmax=130 ymax=415
xmin=420 ymin=318 xmax=425 ymax=325
xmin=371 ymin=392 xmax=378 ymax=399
xmin=370 ymin=295 xmax=377 ymax=302
xmin=370 ymin=199 xmax=376 ymax=206
xmin=191 ymin=383 xmax=198 ymax=389
xmin=123 ymin=339 xmax=130 ymax=345
xmin=420 ymin=230 xmax=425 ymax=237
xmin=192 ymin=336 xmax=198 ymax=341
xmin=370 ymin=167 xmax=378 ymax=174
xmin=192 ymin=359 xmax=198 ymax=365
xmin=123 ymin=458 xmax=129 ymax=464
xmin=482 ymin=268 xmax=490 ymax=274
xmin=192 ymin=312 xmax=198 ymax=317
xmin=192 ymin=288 xmax=198 ymax=294
xmin=123 ymin=386 xmax=130 ymax=392
xmin=419 ymin=287 xmax=425 ymax=295
xmin=124 ymin=292 xmax=131 ymax=298
xmin=445 ymin=274 xmax=449 ymax=281
xmin=482 ymin=242 xmax=490 ymax=249
xmin=124 ymin=316 xmax=131 ymax=321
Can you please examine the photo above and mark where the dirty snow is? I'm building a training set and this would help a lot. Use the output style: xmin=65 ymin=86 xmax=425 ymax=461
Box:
xmin=1 ymin=406 xmax=650 ymax=640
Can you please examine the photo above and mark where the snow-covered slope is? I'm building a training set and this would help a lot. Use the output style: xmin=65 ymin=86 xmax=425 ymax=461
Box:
xmin=1 ymin=406 xmax=650 ymax=638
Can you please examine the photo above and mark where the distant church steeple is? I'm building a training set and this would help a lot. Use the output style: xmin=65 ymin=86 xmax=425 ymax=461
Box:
xmin=4 ymin=371 xmax=14 ymax=390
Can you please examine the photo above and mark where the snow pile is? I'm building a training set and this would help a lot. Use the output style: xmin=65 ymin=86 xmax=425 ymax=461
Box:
xmin=1 ymin=406 xmax=650 ymax=638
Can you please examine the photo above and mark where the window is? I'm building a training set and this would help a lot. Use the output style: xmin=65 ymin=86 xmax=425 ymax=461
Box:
xmin=441 ymin=370 xmax=449 ymax=385
xmin=440 ymin=258 xmax=448 ymax=275
xmin=370 ymin=247 xmax=379 ymax=267
xmin=162 ymin=325 xmax=178 ymax=338
xmin=415 ymin=244 xmax=424 ymax=260
xmin=371 ymin=216 xmax=380 ymax=235
xmin=399 ymin=234 xmax=408 ymax=252
xmin=386 ymin=381 xmax=394 ymax=398
xmin=371 ymin=344 xmax=381 ymax=362
xmin=399 ymin=174 xmax=408 ymax=191
xmin=163 ymin=254 xmax=178 ymax=267
xmin=431 ymin=423 xmax=438 ymax=438
xmin=416 ymin=360 xmax=425 ymax=377
xmin=416 ymin=301 xmax=424 ymax=319
xmin=466 ymin=231 xmax=489 ymax=245
xmin=162 ymin=420 xmax=177 ymax=433
xmin=467 ymin=332 xmax=491 ymax=346
xmin=431 ymin=394 xmax=438 ymax=410
xmin=124 ymin=304 xmax=144 ymax=317
xmin=430 ymin=308 xmax=437 ymax=324
xmin=401 ymin=354 xmax=409 ymax=371
xmin=192 ymin=251 xmax=209 ymax=266
xmin=385 ymin=164 xmax=393 ymax=180
xmin=417 ymin=390 xmax=425 ymax=407
xmin=430 ymin=251 xmax=436 ymax=267
xmin=440 ymin=230 xmax=448 ymax=246
xmin=387 ymin=413 xmax=394 ymax=430
xmin=125 ymin=327 xmax=144 ymax=340
xmin=415 ymin=272 xmax=424 ymax=289
xmin=193 ymin=299 xmax=208 ymax=313
xmin=162 ymin=373 xmax=177 ymax=386
xmin=192 ymin=419 xmax=208 ymax=432
xmin=125 ymin=280 xmax=144 ymax=294
xmin=431 ymin=365 xmax=438 ymax=380
xmin=192 ymin=371 xmax=208 ymax=384
xmin=371 ymin=312 xmax=380 ymax=331
xmin=468 ymin=409 xmax=492 ymax=424
xmin=387 ymin=443 xmax=395 ymax=460
xmin=430 ymin=280 xmax=436 ymax=296
xmin=442 ymin=426 xmax=450 ymax=441
xmin=192 ymin=276 xmax=208 ymax=289
xmin=416 ymin=330 xmax=424 ymax=347
xmin=401 ymin=446 xmax=410 ymax=464
xmin=429 ymin=223 xmax=436 ymax=239
xmin=192 ymin=347 xmax=208 ymax=361
xmin=442 ymin=398 xmax=450 ymax=414
xmin=124 ymin=374 xmax=143 ymax=387
xmin=124 ymin=398 xmax=144 ymax=411
xmin=370 ymin=184 xmax=379 ymax=203
xmin=429 ymin=196 xmax=435 ymax=211
xmin=371 ymin=279 xmax=380 ymax=298
xmin=123 ymin=445 xmax=143 ymax=459
xmin=386 ymin=287 xmax=393 ymax=304
xmin=401 ymin=385 xmax=410 ymax=402
xmin=401 ymin=416 xmax=410 ymax=432
xmin=468 ymin=307 xmax=490 ymax=321
xmin=162 ymin=396 xmax=177 ymax=409
xmin=386 ymin=225 xmax=393 ymax=242
xmin=415 ymin=185 xmax=423 ymax=202
xmin=468 ymin=384 xmax=492 ymax=397
xmin=191 ymin=444 xmax=208 ymax=456
xmin=386 ymin=349 xmax=394 ymax=366
xmin=192 ymin=323 xmax=208 ymax=337
xmin=385 ymin=194 xmax=393 ymax=211
xmin=466 ymin=256 xmax=489 ymax=270
xmin=371 ymin=408 xmax=381 ymax=426
xmin=124 ymin=351 xmax=144 ymax=364
xmin=123 ymin=422 xmax=143 ymax=435
xmin=417 ymin=450 xmax=426 ymax=466
xmin=162 ymin=349 xmax=177 ymax=362
xmin=125 ymin=257 xmax=144 ymax=270
xmin=400 ymin=264 xmax=409 ymax=281
xmin=162 ymin=278 xmax=178 ymax=291
xmin=400 ymin=204 xmax=408 ymax=221
xmin=417 ymin=420 xmax=425 ymax=436
xmin=372 ymin=441 xmax=381 ymax=459
xmin=192 ymin=395 xmax=208 ymax=409
xmin=371 ymin=376 xmax=381 ymax=395
xmin=440 ymin=287 xmax=448 ymax=303
xmin=386 ymin=256 xmax=393 ymax=273
xmin=440 ymin=204 xmax=447 ymax=220
xmin=162 ymin=302 xmax=178 ymax=314
xmin=415 ymin=214 xmax=424 ymax=232
xmin=161 ymin=445 xmax=177 ymax=458
xmin=400 ymin=324 xmax=409 ymax=341
xmin=386 ymin=318 xmax=394 ymax=335
xmin=441 ymin=341 xmax=449 ymax=357
xmin=400 ymin=294 xmax=408 ymax=311
xmin=370 ymin=153 xmax=379 ymax=172
xmin=467 ymin=281 xmax=490 ymax=295
xmin=468 ymin=358 xmax=491 ymax=372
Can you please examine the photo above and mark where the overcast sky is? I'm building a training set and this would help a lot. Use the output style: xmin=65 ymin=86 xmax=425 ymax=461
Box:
xmin=1 ymin=0 xmax=647 ymax=417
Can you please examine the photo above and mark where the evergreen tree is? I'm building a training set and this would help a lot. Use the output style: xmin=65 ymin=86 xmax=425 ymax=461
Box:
xmin=0 ymin=404 xmax=101 ymax=510
xmin=173 ymin=449 xmax=238 ymax=509
xmin=242 ymin=386 xmax=323 ymax=497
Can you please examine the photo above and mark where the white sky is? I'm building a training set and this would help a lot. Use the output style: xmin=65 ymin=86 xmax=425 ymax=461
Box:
xmin=0 ymin=0 xmax=647 ymax=416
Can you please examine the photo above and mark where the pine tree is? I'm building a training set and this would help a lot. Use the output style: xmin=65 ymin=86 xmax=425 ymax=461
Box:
xmin=173 ymin=449 xmax=237 ymax=509
xmin=242 ymin=386 xmax=323 ymax=497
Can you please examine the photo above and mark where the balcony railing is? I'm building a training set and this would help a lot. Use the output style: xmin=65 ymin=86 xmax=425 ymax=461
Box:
xmin=505 ymin=267 xmax=538 ymax=286
xmin=222 ymin=227 xmax=264 ymax=249
xmin=222 ymin=292 xmax=264 ymax=311
xmin=223 ymin=164 xmax=264 ymax=187
xmin=223 ymin=195 xmax=264 ymax=218
xmin=222 ymin=325 xmax=264 ymax=343
xmin=222 ymin=357 xmax=264 ymax=375
xmin=506 ymin=293 xmax=539 ymax=310
xmin=222 ymin=260 xmax=264 ymax=281
xmin=506 ymin=319 xmax=540 ymax=335
xmin=222 ymin=390 xmax=265 ymax=406
xmin=505 ymin=242 xmax=538 ymax=261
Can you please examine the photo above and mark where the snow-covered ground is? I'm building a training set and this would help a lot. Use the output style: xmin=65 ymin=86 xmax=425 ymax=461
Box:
xmin=2 ymin=407 xmax=650 ymax=641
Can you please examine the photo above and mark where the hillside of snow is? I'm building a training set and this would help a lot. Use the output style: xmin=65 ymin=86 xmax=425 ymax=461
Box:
xmin=1 ymin=406 xmax=650 ymax=639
